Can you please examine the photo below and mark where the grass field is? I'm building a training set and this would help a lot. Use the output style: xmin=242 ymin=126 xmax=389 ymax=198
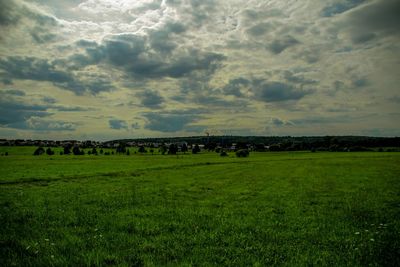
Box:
xmin=1 ymin=147 xmax=399 ymax=266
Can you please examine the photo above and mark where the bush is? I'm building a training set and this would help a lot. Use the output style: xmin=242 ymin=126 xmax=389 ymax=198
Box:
xmin=192 ymin=144 xmax=200 ymax=154
xmin=220 ymin=151 xmax=228 ymax=157
xmin=236 ymin=149 xmax=249 ymax=157
xmin=138 ymin=146 xmax=147 ymax=153
xmin=46 ymin=148 xmax=54 ymax=155
xmin=5 ymin=151 xmax=8 ymax=156
xmin=33 ymin=147 xmax=45 ymax=156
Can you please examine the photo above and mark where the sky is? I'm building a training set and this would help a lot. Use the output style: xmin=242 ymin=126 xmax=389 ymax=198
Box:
xmin=0 ymin=0 xmax=399 ymax=140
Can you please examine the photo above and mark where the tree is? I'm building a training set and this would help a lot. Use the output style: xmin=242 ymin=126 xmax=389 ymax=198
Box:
xmin=92 ymin=147 xmax=98 ymax=155
xmin=33 ymin=147 xmax=45 ymax=156
xmin=168 ymin=143 xmax=178 ymax=155
xmin=160 ymin=144 xmax=167 ymax=155
xmin=181 ymin=143 xmax=188 ymax=154
xmin=126 ymin=149 xmax=130 ymax=155
xmin=116 ymin=143 xmax=126 ymax=154
xmin=64 ymin=146 xmax=71 ymax=155
xmin=236 ymin=149 xmax=249 ymax=157
xmin=46 ymin=147 xmax=54 ymax=155
xmin=220 ymin=151 xmax=228 ymax=157
xmin=192 ymin=144 xmax=200 ymax=154
xmin=73 ymin=146 xmax=82 ymax=155
xmin=100 ymin=148 xmax=104 ymax=154
xmin=138 ymin=146 xmax=147 ymax=153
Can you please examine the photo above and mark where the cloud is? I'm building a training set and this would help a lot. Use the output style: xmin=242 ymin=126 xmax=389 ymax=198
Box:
xmin=109 ymin=119 xmax=128 ymax=130
xmin=143 ymin=110 xmax=203 ymax=132
xmin=321 ymin=0 xmax=366 ymax=17
xmin=255 ymin=81 xmax=313 ymax=102
xmin=0 ymin=56 xmax=114 ymax=95
xmin=346 ymin=0 xmax=400 ymax=43
xmin=247 ymin=22 xmax=273 ymax=36
xmin=17 ymin=117 xmax=77 ymax=131
xmin=1 ymin=89 xmax=25 ymax=96
xmin=223 ymin=78 xmax=250 ymax=97
xmin=0 ymin=0 xmax=20 ymax=26
xmin=136 ymin=90 xmax=164 ymax=109
xmin=268 ymin=117 xmax=294 ymax=127
xmin=0 ymin=98 xmax=50 ymax=126
xmin=131 ymin=122 xmax=140 ymax=129
xmin=268 ymin=35 xmax=300 ymax=54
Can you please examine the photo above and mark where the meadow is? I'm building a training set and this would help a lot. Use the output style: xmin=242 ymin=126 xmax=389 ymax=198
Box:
xmin=1 ymin=147 xmax=399 ymax=266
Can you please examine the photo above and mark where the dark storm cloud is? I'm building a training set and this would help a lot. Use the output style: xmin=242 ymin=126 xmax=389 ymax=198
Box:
xmin=149 ymin=22 xmax=186 ymax=54
xmin=283 ymin=71 xmax=318 ymax=85
xmin=0 ymin=98 xmax=50 ymax=127
xmin=109 ymin=119 xmax=128 ymax=130
xmin=0 ymin=56 xmax=114 ymax=95
xmin=268 ymin=35 xmax=300 ymax=54
xmin=30 ymin=29 xmax=57 ymax=44
xmin=352 ymin=78 xmax=369 ymax=88
xmin=136 ymin=90 xmax=164 ymax=109
xmin=321 ymin=0 xmax=365 ymax=17
xmin=221 ymin=76 xmax=314 ymax=103
xmin=223 ymin=78 xmax=250 ymax=97
xmin=143 ymin=110 xmax=203 ymax=132
xmin=255 ymin=82 xmax=313 ymax=102
xmin=2 ymin=89 xmax=26 ymax=96
xmin=70 ymin=24 xmax=225 ymax=80
xmin=269 ymin=117 xmax=293 ymax=127
xmin=246 ymin=22 xmax=272 ymax=36
xmin=0 ymin=0 xmax=57 ymax=27
xmin=346 ymin=0 xmax=400 ymax=43
xmin=0 ymin=0 xmax=20 ymax=26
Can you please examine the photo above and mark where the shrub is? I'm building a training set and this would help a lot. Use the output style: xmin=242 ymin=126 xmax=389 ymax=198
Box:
xmin=33 ymin=147 xmax=45 ymax=156
xmin=46 ymin=148 xmax=54 ymax=155
xmin=168 ymin=144 xmax=178 ymax=155
xmin=192 ymin=144 xmax=200 ymax=154
xmin=220 ymin=151 xmax=228 ymax=157
xmin=5 ymin=151 xmax=8 ymax=156
xmin=138 ymin=146 xmax=147 ymax=153
xmin=236 ymin=149 xmax=249 ymax=157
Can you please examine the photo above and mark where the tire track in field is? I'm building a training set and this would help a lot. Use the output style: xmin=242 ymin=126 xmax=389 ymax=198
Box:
xmin=0 ymin=160 xmax=252 ymax=185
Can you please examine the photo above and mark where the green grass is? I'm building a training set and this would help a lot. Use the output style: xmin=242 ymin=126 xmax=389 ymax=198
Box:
xmin=1 ymin=147 xmax=400 ymax=266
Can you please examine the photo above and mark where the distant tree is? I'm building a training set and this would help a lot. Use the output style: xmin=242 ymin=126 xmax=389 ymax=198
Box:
xmin=268 ymin=144 xmax=281 ymax=152
xmin=46 ymin=147 xmax=54 ymax=155
xmin=33 ymin=147 xmax=45 ymax=156
xmin=104 ymin=152 xmax=110 ymax=155
xmin=100 ymin=148 xmax=104 ymax=154
xmin=138 ymin=146 xmax=147 ymax=153
xmin=59 ymin=151 xmax=63 ymax=155
xmin=236 ymin=149 xmax=249 ymax=157
xmin=92 ymin=147 xmax=98 ymax=155
xmin=116 ymin=143 xmax=126 ymax=154
xmin=254 ymin=143 xmax=266 ymax=152
xmin=192 ymin=144 xmax=200 ymax=154
xmin=5 ymin=151 xmax=8 ymax=156
xmin=181 ymin=143 xmax=188 ymax=154
xmin=64 ymin=146 xmax=71 ymax=155
xmin=220 ymin=151 xmax=228 ymax=157
xmin=88 ymin=150 xmax=92 ymax=155
xmin=126 ymin=149 xmax=130 ymax=155
xmin=160 ymin=144 xmax=167 ymax=155
xmin=73 ymin=146 xmax=82 ymax=155
xmin=150 ymin=148 xmax=154 ymax=155
xmin=168 ymin=144 xmax=178 ymax=155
